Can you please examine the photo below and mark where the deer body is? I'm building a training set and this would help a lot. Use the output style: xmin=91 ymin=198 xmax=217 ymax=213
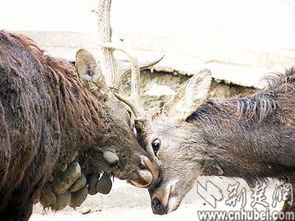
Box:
xmin=0 ymin=0 xmax=163 ymax=220
xmin=0 ymin=29 xmax=159 ymax=221
xmin=136 ymin=69 xmax=295 ymax=215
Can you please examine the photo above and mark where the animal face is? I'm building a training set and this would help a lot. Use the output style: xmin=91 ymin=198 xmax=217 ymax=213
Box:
xmin=75 ymin=49 xmax=159 ymax=188
xmin=136 ymin=71 xmax=212 ymax=214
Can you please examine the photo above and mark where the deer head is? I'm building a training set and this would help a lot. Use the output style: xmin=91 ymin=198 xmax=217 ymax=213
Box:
xmin=132 ymin=70 xmax=212 ymax=214
xmin=76 ymin=0 xmax=163 ymax=188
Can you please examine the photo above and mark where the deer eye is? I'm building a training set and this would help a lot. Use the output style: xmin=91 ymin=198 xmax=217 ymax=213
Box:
xmin=152 ymin=138 xmax=161 ymax=156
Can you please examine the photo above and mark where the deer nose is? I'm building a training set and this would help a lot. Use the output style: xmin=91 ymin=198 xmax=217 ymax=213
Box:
xmin=152 ymin=198 xmax=167 ymax=215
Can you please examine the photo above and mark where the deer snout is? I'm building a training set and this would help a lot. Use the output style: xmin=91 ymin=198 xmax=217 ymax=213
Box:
xmin=128 ymin=155 xmax=159 ymax=188
xmin=149 ymin=180 xmax=179 ymax=215
xmin=152 ymin=198 xmax=167 ymax=215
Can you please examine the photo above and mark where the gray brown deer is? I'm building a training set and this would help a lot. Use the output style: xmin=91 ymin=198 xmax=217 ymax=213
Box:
xmin=131 ymin=68 xmax=295 ymax=217
xmin=0 ymin=0 xmax=162 ymax=220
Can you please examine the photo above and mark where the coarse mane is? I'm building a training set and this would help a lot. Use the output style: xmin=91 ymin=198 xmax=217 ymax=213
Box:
xmin=233 ymin=68 xmax=295 ymax=121
xmin=0 ymin=30 xmax=113 ymax=220
xmin=0 ymin=30 xmax=45 ymax=61
xmin=185 ymin=68 xmax=295 ymax=124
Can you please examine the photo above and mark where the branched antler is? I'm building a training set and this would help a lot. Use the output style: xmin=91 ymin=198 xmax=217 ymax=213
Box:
xmin=95 ymin=0 xmax=163 ymax=120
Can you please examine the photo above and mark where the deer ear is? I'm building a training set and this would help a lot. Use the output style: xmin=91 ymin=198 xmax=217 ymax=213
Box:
xmin=161 ymin=70 xmax=212 ymax=121
xmin=75 ymin=49 xmax=108 ymax=92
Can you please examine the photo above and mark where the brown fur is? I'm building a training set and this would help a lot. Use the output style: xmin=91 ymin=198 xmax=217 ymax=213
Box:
xmin=0 ymin=31 xmax=154 ymax=220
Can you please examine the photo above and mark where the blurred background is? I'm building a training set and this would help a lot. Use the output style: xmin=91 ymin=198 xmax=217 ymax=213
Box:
xmin=1 ymin=0 xmax=295 ymax=220
xmin=2 ymin=0 xmax=295 ymax=89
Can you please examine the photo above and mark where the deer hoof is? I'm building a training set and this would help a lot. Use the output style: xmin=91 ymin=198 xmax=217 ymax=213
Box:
xmin=69 ymin=173 xmax=87 ymax=193
xmin=87 ymin=174 xmax=100 ymax=195
xmin=96 ymin=173 xmax=112 ymax=194
xmin=70 ymin=186 xmax=88 ymax=208
xmin=53 ymin=162 xmax=81 ymax=194
xmin=51 ymin=191 xmax=71 ymax=210
xmin=52 ymin=191 xmax=71 ymax=211
xmin=103 ymin=151 xmax=119 ymax=165
xmin=39 ymin=186 xmax=56 ymax=207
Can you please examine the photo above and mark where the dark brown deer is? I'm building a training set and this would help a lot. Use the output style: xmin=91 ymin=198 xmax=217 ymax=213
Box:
xmin=0 ymin=0 xmax=162 ymax=220
xmin=129 ymin=68 xmax=295 ymax=216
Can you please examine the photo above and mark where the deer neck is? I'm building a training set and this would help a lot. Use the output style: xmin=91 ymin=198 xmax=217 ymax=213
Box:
xmin=45 ymin=57 xmax=108 ymax=167
xmin=189 ymin=98 xmax=295 ymax=184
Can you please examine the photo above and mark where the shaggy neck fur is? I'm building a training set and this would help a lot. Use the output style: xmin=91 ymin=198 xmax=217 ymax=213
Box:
xmin=187 ymin=70 xmax=295 ymax=185
xmin=0 ymin=31 xmax=108 ymax=220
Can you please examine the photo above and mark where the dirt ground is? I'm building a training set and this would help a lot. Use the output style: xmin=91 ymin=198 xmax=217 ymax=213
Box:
xmin=30 ymin=179 xmax=198 ymax=221
xmin=30 ymin=204 xmax=198 ymax=221
xmin=30 ymin=177 xmax=284 ymax=221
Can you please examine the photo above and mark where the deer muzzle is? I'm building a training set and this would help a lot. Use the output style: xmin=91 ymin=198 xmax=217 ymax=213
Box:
xmin=149 ymin=179 xmax=180 ymax=215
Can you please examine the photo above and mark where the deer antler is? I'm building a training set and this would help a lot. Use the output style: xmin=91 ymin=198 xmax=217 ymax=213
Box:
xmin=96 ymin=0 xmax=163 ymax=119
xmin=97 ymin=0 xmax=117 ymax=86
xmin=97 ymin=42 xmax=145 ymax=118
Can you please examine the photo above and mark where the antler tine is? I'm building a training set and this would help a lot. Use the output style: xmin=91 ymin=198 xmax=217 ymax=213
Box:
xmin=98 ymin=42 xmax=145 ymax=119
xmin=119 ymin=54 xmax=164 ymax=88
xmin=105 ymin=53 xmax=164 ymax=90
xmin=97 ymin=0 xmax=162 ymax=120
xmin=97 ymin=0 xmax=144 ymax=119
